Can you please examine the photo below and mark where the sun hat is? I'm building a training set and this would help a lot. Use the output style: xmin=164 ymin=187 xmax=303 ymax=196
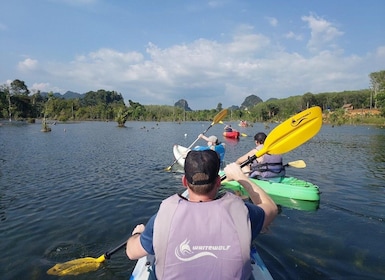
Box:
xmin=207 ymin=135 xmax=218 ymax=143
xmin=184 ymin=150 xmax=220 ymax=185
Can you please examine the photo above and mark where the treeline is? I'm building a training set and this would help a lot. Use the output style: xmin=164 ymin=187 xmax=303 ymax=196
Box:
xmin=1 ymin=70 xmax=384 ymax=125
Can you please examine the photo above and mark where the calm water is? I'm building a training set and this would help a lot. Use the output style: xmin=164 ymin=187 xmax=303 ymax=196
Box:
xmin=1 ymin=120 xmax=384 ymax=280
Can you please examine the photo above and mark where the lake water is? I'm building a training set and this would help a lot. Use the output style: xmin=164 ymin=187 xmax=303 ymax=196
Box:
xmin=1 ymin=120 xmax=384 ymax=279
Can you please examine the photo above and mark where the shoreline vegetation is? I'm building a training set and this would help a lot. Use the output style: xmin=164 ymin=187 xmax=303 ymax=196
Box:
xmin=1 ymin=70 xmax=385 ymax=128
xmin=2 ymin=108 xmax=384 ymax=128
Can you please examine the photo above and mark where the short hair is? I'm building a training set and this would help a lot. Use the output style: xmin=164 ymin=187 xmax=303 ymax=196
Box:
xmin=254 ymin=132 xmax=267 ymax=144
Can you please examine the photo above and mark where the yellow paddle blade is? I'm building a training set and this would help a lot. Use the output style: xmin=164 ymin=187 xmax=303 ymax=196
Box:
xmin=47 ymin=255 xmax=106 ymax=276
xmin=241 ymin=133 xmax=248 ymax=137
xmin=256 ymin=106 xmax=322 ymax=157
xmin=287 ymin=160 xmax=306 ymax=168
xmin=212 ymin=109 xmax=228 ymax=124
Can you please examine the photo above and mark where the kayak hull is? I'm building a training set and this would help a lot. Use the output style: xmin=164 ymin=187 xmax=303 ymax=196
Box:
xmin=130 ymin=247 xmax=273 ymax=280
xmin=221 ymin=172 xmax=320 ymax=202
xmin=172 ymin=144 xmax=189 ymax=167
xmin=223 ymin=130 xmax=240 ymax=138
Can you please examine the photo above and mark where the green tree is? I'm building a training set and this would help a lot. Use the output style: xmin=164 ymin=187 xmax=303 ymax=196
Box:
xmin=10 ymin=79 xmax=30 ymax=96
xmin=115 ymin=107 xmax=129 ymax=127
xmin=369 ymin=70 xmax=385 ymax=109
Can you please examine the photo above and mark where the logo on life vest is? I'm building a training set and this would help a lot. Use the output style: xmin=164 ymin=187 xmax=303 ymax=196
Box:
xmin=175 ymin=239 xmax=231 ymax=262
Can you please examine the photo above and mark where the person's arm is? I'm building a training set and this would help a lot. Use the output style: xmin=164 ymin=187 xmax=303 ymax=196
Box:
xmin=235 ymin=149 xmax=258 ymax=165
xmin=224 ymin=163 xmax=278 ymax=228
xmin=126 ymin=224 xmax=148 ymax=260
xmin=198 ymin=134 xmax=210 ymax=142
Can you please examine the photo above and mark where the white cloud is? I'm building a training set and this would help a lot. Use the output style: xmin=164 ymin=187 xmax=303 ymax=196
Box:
xmin=17 ymin=20 xmax=383 ymax=109
xmin=284 ymin=31 xmax=303 ymax=41
xmin=376 ymin=46 xmax=385 ymax=57
xmin=18 ymin=58 xmax=38 ymax=71
xmin=302 ymin=13 xmax=344 ymax=53
xmin=30 ymin=83 xmax=63 ymax=94
xmin=266 ymin=17 xmax=278 ymax=27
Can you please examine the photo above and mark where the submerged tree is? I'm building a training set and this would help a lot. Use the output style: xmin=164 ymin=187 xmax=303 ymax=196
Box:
xmin=115 ymin=108 xmax=129 ymax=127
xmin=41 ymin=117 xmax=51 ymax=132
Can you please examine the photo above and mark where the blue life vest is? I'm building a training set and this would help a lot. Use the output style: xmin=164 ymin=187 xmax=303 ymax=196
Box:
xmin=153 ymin=193 xmax=252 ymax=279
xmin=193 ymin=143 xmax=225 ymax=163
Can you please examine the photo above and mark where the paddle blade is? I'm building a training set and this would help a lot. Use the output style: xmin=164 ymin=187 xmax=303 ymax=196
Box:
xmin=212 ymin=109 xmax=228 ymax=125
xmin=47 ymin=255 xmax=105 ymax=276
xmin=287 ymin=160 xmax=306 ymax=168
xmin=256 ymin=106 xmax=322 ymax=157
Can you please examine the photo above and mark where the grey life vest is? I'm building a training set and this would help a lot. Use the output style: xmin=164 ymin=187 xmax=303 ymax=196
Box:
xmin=153 ymin=192 xmax=252 ymax=279
xmin=250 ymin=153 xmax=285 ymax=179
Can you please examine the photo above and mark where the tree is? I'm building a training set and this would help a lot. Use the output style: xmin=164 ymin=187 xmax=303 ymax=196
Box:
xmin=0 ymin=84 xmax=12 ymax=120
xmin=10 ymin=79 xmax=30 ymax=96
xmin=369 ymin=70 xmax=385 ymax=109
xmin=115 ymin=107 xmax=129 ymax=127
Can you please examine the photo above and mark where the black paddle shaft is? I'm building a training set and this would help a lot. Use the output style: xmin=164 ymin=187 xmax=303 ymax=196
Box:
xmin=220 ymin=155 xmax=257 ymax=181
xmin=105 ymin=241 xmax=127 ymax=259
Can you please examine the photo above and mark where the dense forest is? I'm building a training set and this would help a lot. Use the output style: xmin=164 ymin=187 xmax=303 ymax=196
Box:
xmin=1 ymin=70 xmax=385 ymax=127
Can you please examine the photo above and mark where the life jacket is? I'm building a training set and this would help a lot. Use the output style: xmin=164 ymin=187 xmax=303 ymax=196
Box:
xmin=193 ymin=143 xmax=225 ymax=163
xmin=153 ymin=193 xmax=252 ymax=280
xmin=213 ymin=143 xmax=225 ymax=162
xmin=250 ymin=153 xmax=285 ymax=179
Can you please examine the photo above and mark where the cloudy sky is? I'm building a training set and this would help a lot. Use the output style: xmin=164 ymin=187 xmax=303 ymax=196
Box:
xmin=1 ymin=0 xmax=384 ymax=110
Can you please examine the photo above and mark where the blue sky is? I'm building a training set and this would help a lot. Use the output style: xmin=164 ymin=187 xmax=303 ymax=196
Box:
xmin=1 ymin=0 xmax=384 ymax=110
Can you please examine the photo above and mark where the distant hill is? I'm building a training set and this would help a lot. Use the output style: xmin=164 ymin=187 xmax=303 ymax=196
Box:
xmin=174 ymin=99 xmax=192 ymax=111
xmin=62 ymin=91 xmax=84 ymax=99
xmin=240 ymin=95 xmax=263 ymax=109
xmin=40 ymin=91 xmax=84 ymax=99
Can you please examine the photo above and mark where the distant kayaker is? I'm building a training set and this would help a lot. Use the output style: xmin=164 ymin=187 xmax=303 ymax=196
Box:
xmin=224 ymin=124 xmax=233 ymax=132
xmin=236 ymin=132 xmax=286 ymax=182
xmin=126 ymin=150 xmax=278 ymax=279
xmin=193 ymin=134 xmax=225 ymax=165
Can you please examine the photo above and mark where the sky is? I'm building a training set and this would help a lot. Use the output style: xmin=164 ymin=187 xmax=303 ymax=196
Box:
xmin=1 ymin=0 xmax=385 ymax=110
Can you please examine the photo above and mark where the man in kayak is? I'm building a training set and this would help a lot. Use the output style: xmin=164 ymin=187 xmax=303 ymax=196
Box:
xmin=126 ymin=149 xmax=278 ymax=279
xmin=236 ymin=132 xmax=286 ymax=182
xmin=224 ymin=124 xmax=233 ymax=132
xmin=193 ymin=134 xmax=225 ymax=166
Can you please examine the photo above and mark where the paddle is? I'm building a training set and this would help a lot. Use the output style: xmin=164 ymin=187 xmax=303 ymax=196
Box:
xmin=47 ymin=241 xmax=126 ymax=276
xmin=286 ymin=160 xmax=306 ymax=168
xmin=221 ymin=106 xmax=322 ymax=180
xmin=46 ymin=107 xmax=321 ymax=276
xmin=165 ymin=109 xmax=228 ymax=171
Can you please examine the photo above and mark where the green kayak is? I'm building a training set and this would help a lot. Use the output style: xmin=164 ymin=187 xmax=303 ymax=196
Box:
xmin=220 ymin=172 xmax=320 ymax=202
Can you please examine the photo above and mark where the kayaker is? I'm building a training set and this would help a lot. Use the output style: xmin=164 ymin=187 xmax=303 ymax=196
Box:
xmin=224 ymin=124 xmax=233 ymax=132
xmin=126 ymin=150 xmax=278 ymax=280
xmin=236 ymin=132 xmax=286 ymax=182
xmin=194 ymin=134 xmax=226 ymax=165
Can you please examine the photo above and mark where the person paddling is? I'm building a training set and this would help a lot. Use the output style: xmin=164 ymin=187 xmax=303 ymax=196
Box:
xmin=236 ymin=132 xmax=286 ymax=182
xmin=126 ymin=150 xmax=278 ymax=279
xmin=193 ymin=134 xmax=225 ymax=166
